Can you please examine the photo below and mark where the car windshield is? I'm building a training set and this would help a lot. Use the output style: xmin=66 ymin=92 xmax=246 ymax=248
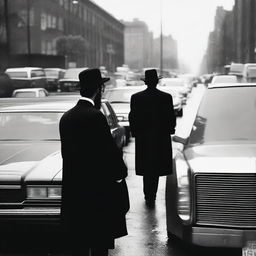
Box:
xmin=13 ymin=92 xmax=36 ymax=98
xmin=104 ymin=88 xmax=144 ymax=103
xmin=188 ymin=87 xmax=256 ymax=145
xmin=160 ymin=79 xmax=184 ymax=87
xmin=64 ymin=69 xmax=85 ymax=79
xmin=0 ymin=112 xmax=63 ymax=140
xmin=45 ymin=70 xmax=59 ymax=78
xmin=6 ymin=72 xmax=28 ymax=78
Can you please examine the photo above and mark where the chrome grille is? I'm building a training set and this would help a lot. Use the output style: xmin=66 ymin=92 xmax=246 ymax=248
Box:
xmin=0 ymin=185 xmax=24 ymax=203
xmin=195 ymin=173 xmax=256 ymax=228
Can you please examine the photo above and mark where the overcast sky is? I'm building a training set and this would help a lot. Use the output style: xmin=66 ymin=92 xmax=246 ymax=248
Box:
xmin=93 ymin=0 xmax=235 ymax=73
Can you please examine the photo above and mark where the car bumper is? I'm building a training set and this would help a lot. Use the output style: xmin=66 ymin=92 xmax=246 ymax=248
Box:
xmin=183 ymin=226 xmax=256 ymax=248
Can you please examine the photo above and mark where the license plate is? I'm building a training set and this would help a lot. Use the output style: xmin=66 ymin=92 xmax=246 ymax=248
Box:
xmin=243 ymin=241 xmax=256 ymax=256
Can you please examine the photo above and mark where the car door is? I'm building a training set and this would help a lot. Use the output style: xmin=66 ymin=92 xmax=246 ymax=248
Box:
xmin=101 ymin=101 xmax=125 ymax=150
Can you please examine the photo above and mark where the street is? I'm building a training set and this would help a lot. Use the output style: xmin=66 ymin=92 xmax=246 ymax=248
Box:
xmin=110 ymin=85 xmax=242 ymax=256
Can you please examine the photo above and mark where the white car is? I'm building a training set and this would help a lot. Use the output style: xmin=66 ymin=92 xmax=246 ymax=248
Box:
xmin=211 ymin=75 xmax=238 ymax=84
xmin=12 ymin=88 xmax=49 ymax=98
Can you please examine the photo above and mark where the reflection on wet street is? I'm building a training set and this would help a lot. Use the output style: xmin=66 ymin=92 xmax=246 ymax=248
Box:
xmin=110 ymin=86 xmax=242 ymax=256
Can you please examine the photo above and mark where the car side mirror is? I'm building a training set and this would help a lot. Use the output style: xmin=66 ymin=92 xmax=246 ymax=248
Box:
xmin=172 ymin=134 xmax=188 ymax=145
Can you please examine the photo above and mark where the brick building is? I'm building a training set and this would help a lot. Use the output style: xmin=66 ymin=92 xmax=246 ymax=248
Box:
xmin=2 ymin=0 xmax=124 ymax=71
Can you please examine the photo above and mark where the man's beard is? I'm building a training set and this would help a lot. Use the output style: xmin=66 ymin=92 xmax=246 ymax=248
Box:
xmin=94 ymin=91 xmax=102 ymax=110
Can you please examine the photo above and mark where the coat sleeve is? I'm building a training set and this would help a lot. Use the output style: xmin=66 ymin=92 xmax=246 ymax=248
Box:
xmin=128 ymin=95 xmax=136 ymax=137
xmin=168 ymin=95 xmax=176 ymax=134
xmin=96 ymin=112 xmax=128 ymax=181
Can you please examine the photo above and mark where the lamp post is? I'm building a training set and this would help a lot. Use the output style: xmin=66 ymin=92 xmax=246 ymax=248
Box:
xmin=160 ymin=0 xmax=163 ymax=76
xmin=26 ymin=0 xmax=31 ymax=65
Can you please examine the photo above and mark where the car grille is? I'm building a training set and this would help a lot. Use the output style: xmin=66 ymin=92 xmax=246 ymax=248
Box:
xmin=195 ymin=173 xmax=256 ymax=228
xmin=0 ymin=185 xmax=24 ymax=203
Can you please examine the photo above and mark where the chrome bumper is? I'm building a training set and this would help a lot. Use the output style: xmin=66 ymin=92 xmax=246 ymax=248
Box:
xmin=188 ymin=226 xmax=256 ymax=248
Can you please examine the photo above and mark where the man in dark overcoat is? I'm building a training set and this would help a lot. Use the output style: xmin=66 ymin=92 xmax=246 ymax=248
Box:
xmin=128 ymin=69 xmax=176 ymax=207
xmin=59 ymin=68 xmax=129 ymax=256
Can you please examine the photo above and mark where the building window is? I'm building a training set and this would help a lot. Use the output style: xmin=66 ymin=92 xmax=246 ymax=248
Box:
xmin=52 ymin=16 xmax=57 ymax=29
xmin=41 ymin=41 xmax=46 ymax=54
xmin=47 ymin=42 xmax=52 ymax=55
xmin=64 ymin=0 xmax=68 ymax=10
xmin=59 ymin=0 xmax=64 ymax=6
xmin=83 ymin=9 xmax=87 ymax=21
xmin=58 ymin=17 xmax=64 ymax=31
xmin=47 ymin=15 xmax=52 ymax=28
xmin=41 ymin=13 xmax=47 ymax=30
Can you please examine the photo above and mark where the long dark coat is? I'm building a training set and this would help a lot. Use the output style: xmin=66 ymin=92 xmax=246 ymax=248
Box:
xmin=129 ymin=87 xmax=176 ymax=176
xmin=59 ymin=99 xmax=128 ymax=249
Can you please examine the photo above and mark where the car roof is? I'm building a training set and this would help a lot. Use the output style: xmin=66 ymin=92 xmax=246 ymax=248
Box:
xmin=13 ymin=88 xmax=46 ymax=92
xmin=0 ymin=96 xmax=108 ymax=112
xmin=105 ymin=85 xmax=146 ymax=90
xmin=208 ymin=83 xmax=256 ymax=89
xmin=5 ymin=67 xmax=43 ymax=72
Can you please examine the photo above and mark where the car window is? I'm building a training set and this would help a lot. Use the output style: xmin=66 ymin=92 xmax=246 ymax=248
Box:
xmin=0 ymin=112 xmax=63 ymax=140
xmin=39 ymin=90 xmax=47 ymax=97
xmin=104 ymin=88 xmax=144 ymax=103
xmin=188 ymin=87 xmax=256 ymax=145
xmin=44 ymin=70 xmax=59 ymax=78
xmin=31 ymin=70 xmax=46 ymax=77
xmin=6 ymin=71 xmax=28 ymax=78
xmin=101 ymin=102 xmax=113 ymax=127
xmin=64 ymin=68 xmax=85 ymax=79
xmin=13 ymin=92 xmax=36 ymax=98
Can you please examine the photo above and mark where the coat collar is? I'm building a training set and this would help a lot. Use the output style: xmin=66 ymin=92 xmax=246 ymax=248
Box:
xmin=77 ymin=99 xmax=95 ymax=108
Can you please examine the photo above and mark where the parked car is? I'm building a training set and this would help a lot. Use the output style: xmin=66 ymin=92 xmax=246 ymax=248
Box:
xmin=211 ymin=74 xmax=238 ymax=84
xmin=159 ymin=77 xmax=190 ymax=104
xmin=0 ymin=96 xmax=126 ymax=251
xmin=12 ymin=88 xmax=49 ymax=98
xmin=5 ymin=67 xmax=47 ymax=90
xmin=104 ymin=86 xmax=145 ymax=143
xmin=166 ymin=82 xmax=256 ymax=251
xmin=228 ymin=62 xmax=244 ymax=82
xmin=58 ymin=67 xmax=87 ymax=92
xmin=0 ymin=72 xmax=14 ymax=97
xmin=242 ymin=63 xmax=256 ymax=83
xmin=44 ymin=68 xmax=66 ymax=92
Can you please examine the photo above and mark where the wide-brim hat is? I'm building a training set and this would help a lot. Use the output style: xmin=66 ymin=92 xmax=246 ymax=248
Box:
xmin=79 ymin=68 xmax=110 ymax=89
xmin=141 ymin=69 xmax=162 ymax=82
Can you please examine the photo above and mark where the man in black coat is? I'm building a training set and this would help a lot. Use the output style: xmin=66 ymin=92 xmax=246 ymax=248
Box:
xmin=129 ymin=69 xmax=176 ymax=207
xmin=59 ymin=68 xmax=129 ymax=256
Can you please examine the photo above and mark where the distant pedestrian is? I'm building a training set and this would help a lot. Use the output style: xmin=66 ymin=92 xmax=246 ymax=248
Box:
xmin=59 ymin=68 xmax=129 ymax=256
xmin=129 ymin=69 xmax=176 ymax=207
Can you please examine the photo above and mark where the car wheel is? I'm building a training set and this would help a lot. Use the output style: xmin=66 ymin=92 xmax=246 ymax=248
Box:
xmin=178 ymin=108 xmax=183 ymax=117
xmin=167 ymin=231 xmax=184 ymax=247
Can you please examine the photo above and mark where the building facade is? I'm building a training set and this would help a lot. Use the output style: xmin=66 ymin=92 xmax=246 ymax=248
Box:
xmin=203 ymin=0 xmax=255 ymax=74
xmin=4 ymin=0 xmax=124 ymax=71
xmin=123 ymin=19 xmax=153 ymax=70
xmin=152 ymin=35 xmax=178 ymax=71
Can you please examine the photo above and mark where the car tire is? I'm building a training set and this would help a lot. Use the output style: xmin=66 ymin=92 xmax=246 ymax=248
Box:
xmin=167 ymin=231 xmax=184 ymax=247
xmin=178 ymin=108 xmax=183 ymax=117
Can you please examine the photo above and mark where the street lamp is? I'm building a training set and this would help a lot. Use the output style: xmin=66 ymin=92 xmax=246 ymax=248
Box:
xmin=160 ymin=0 xmax=163 ymax=76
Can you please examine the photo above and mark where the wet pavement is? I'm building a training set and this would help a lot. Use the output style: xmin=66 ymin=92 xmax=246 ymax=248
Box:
xmin=110 ymin=85 xmax=242 ymax=256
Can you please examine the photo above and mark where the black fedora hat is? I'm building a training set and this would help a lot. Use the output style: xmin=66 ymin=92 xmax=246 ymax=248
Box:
xmin=79 ymin=68 xmax=110 ymax=89
xmin=141 ymin=69 xmax=162 ymax=82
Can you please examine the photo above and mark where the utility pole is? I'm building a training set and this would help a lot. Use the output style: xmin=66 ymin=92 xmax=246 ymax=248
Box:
xmin=4 ymin=0 xmax=10 ymax=66
xmin=26 ymin=0 xmax=31 ymax=65
xmin=160 ymin=0 xmax=163 ymax=76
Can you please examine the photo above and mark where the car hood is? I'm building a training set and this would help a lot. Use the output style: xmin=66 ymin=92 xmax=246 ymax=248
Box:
xmin=110 ymin=103 xmax=130 ymax=114
xmin=184 ymin=143 xmax=256 ymax=174
xmin=0 ymin=142 xmax=62 ymax=183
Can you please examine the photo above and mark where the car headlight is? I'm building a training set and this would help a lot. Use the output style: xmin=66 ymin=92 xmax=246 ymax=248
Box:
xmin=176 ymin=152 xmax=191 ymax=222
xmin=27 ymin=186 xmax=61 ymax=199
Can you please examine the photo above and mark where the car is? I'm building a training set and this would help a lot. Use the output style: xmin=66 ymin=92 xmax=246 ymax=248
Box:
xmin=228 ymin=62 xmax=244 ymax=82
xmin=44 ymin=68 xmax=66 ymax=92
xmin=210 ymin=74 xmax=238 ymax=84
xmin=104 ymin=86 xmax=145 ymax=144
xmin=159 ymin=78 xmax=190 ymax=105
xmin=242 ymin=63 xmax=256 ymax=83
xmin=166 ymin=82 xmax=256 ymax=250
xmin=12 ymin=88 xmax=49 ymax=98
xmin=104 ymin=85 xmax=184 ymax=143
xmin=58 ymin=67 xmax=88 ymax=92
xmin=5 ymin=67 xmax=47 ymax=90
xmin=0 ymin=96 xmax=126 ymax=250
